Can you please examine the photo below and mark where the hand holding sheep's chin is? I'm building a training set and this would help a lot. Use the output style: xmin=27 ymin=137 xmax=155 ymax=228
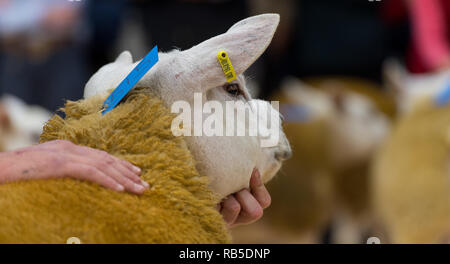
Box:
xmin=0 ymin=140 xmax=148 ymax=194
xmin=217 ymin=169 xmax=271 ymax=228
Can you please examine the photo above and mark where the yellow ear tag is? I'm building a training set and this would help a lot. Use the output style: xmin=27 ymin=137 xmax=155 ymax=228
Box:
xmin=217 ymin=51 xmax=237 ymax=83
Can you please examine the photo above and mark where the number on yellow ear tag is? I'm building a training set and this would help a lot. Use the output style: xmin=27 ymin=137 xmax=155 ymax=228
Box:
xmin=217 ymin=51 xmax=237 ymax=83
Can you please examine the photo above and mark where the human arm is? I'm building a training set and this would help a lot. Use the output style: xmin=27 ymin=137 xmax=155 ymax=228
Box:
xmin=0 ymin=140 xmax=148 ymax=194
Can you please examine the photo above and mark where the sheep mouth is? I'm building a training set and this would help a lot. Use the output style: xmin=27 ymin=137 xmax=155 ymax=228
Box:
xmin=260 ymin=160 xmax=282 ymax=184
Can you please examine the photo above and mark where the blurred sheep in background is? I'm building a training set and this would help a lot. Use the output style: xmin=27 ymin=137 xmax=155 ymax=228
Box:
xmin=0 ymin=95 xmax=51 ymax=152
xmin=233 ymin=77 xmax=394 ymax=243
xmin=232 ymin=0 xmax=449 ymax=244
xmin=373 ymin=62 xmax=450 ymax=243
xmin=0 ymin=0 xmax=82 ymax=151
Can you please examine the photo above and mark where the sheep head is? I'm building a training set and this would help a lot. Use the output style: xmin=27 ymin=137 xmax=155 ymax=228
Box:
xmin=83 ymin=14 xmax=291 ymax=198
xmin=383 ymin=59 xmax=450 ymax=114
xmin=280 ymin=78 xmax=390 ymax=169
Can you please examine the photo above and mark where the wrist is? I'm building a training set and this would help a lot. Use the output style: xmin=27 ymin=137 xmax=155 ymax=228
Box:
xmin=0 ymin=151 xmax=15 ymax=183
xmin=0 ymin=149 xmax=31 ymax=184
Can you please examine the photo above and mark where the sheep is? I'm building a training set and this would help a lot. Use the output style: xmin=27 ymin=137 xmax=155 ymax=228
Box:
xmin=0 ymin=14 xmax=291 ymax=244
xmin=383 ymin=59 xmax=450 ymax=115
xmin=373 ymin=65 xmax=450 ymax=243
xmin=0 ymin=95 xmax=51 ymax=151
xmin=232 ymin=77 xmax=392 ymax=243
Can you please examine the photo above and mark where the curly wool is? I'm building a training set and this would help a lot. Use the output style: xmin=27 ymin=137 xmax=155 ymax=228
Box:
xmin=0 ymin=92 xmax=230 ymax=243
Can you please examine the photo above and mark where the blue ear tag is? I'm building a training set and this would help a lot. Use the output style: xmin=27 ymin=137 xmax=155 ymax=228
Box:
xmin=102 ymin=46 xmax=159 ymax=115
xmin=434 ymin=79 xmax=450 ymax=107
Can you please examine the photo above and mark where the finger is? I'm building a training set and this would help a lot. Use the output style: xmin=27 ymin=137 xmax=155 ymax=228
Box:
xmin=48 ymin=141 xmax=142 ymax=181
xmin=233 ymin=189 xmax=263 ymax=226
xmin=64 ymin=153 xmax=147 ymax=194
xmin=110 ymin=159 xmax=147 ymax=187
xmin=61 ymin=163 xmax=124 ymax=192
xmin=95 ymin=163 xmax=147 ymax=194
xmin=220 ymin=195 xmax=241 ymax=226
xmin=117 ymin=158 xmax=142 ymax=176
xmin=250 ymin=169 xmax=271 ymax=209
xmin=75 ymin=145 xmax=141 ymax=174
xmin=70 ymin=145 xmax=143 ymax=185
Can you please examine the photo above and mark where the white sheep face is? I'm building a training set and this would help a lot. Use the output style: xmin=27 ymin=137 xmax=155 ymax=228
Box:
xmin=327 ymin=92 xmax=390 ymax=167
xmin=281 ymin=78 xmax=390 ymax=168
xmin=84 ymin=14 xmax=291 ymax=198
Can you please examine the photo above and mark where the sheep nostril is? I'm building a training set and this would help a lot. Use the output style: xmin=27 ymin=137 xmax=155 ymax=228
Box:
xmin=274 ymin=149 xmax=292 ymax=161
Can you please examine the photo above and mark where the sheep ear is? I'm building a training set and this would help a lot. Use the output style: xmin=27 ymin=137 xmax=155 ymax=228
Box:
xmin=84 ymin=51 xmax=135 ymax=98
xmin=183 ymin=14 xmax=279 ymax=90
xmin=115 ymin=51 xmax=133 ymax=64
xmin=383 ymin=59 xmax=408 ymax=100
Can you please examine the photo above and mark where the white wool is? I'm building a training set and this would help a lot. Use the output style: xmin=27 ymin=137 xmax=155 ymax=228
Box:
xmin=281 ymin=78 xmax=335 ymax=120
xmin=280 ymin=77 xmax=390 ymax=167
xmin=0 ymin=95 xmax=51 ymax=150
xmin=384 ymin=59 xmax=450 ymax=114
xmin=328 ymin=92 xmax=390 ymax=167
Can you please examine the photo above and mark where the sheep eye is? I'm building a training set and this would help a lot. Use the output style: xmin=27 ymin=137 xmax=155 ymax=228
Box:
xmin=224 ymin=83 xmax=241 ymax=97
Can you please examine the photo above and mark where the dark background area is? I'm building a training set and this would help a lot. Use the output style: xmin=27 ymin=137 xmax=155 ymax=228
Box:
xmin=0 ymin=0 xmax=418 ymax=112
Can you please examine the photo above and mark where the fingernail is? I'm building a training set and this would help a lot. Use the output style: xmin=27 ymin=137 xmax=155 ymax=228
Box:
xmin=116 ymin=184 xmax=125 ymax=192
xmin=135 ymin=183 xmax=145 ymax=192
xmin=141 ymin=180 xmax=149 ymax=188
xmin=132 ymin=166 xmax=141 ymax=174
xmin=253 ymin=169 xmax=262 ymax=185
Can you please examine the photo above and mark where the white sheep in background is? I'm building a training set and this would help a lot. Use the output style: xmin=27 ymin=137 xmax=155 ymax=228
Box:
xmin=0 ymin=95 xmax=51 ymax=151
xmin=232 ymin=77 xmax=391 ymax=244
xmin=383 ymin=59 xmax=450 ymax=114
xmin=373 ymin=62 xmax=450 ymax=243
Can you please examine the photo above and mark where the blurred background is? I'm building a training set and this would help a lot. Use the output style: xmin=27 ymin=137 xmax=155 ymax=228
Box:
xmin=0 ymin=0 xmax=448 ymax=243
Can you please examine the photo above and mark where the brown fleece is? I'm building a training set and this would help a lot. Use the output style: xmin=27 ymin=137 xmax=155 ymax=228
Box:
xmin=0 ymin=92 xmax=230 ymax=244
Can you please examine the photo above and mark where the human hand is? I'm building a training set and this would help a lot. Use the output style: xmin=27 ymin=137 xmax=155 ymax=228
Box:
xmin=217 ymin=169 xmax=271 ymax=228
xmin=0 ymin=140 xmax=148 ymax=194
